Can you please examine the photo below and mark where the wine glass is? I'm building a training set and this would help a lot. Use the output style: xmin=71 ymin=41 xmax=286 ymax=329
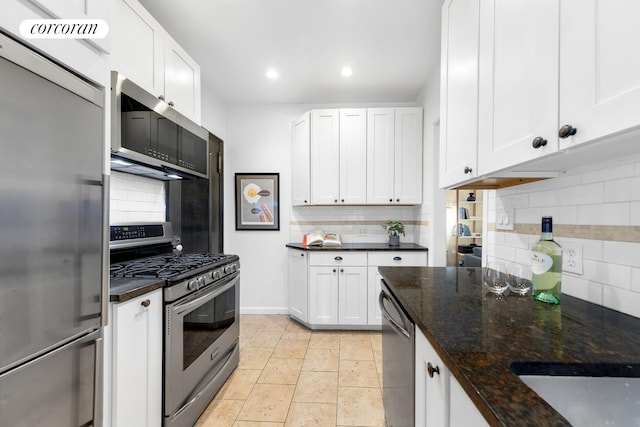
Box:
xmin=508 ymin=263 xmax=532 ymax=295
xmin=483 ymin=261 xmax=508 ymax=294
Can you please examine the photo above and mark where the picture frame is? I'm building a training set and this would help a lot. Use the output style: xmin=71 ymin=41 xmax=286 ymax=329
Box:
xmin=235 ymin=173 xmax=280 ymax=230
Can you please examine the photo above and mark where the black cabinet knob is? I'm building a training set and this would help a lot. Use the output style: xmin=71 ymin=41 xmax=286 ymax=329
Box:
xmin=396 ymin=198 xmax=400 ymax=202
xmin=559 ymin=125 xmax=577 ymax=139
xmin=334 ymin=199 xmax=338 ymax=203
xmin=341 ymin=199 xmax=344 ymax=203
xmin=532 ymin=137 xmax=547 ymax=149
xmin=393 ymin=256 xmax=402 ymax=261
xmin=332 ymin=268 xmax=337 ymax=273
xmin=427 ymin=362 xmax=440 ymax=378
xmin=464 ymin=166 xmax=472 ymax=174
xmin=335 ymin=256 xmax=343 ymax=261
xmin=389 ymin=198 xmax=393 ymax=202
xmin=141 ymin=299 xmax=151 ymax=308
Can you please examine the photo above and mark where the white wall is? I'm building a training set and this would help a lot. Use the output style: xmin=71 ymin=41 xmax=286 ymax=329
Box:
xmin=485 ymin=153 xmax=640 ymax=318
xmin=201 ymin=80 xmax=227 ymax=140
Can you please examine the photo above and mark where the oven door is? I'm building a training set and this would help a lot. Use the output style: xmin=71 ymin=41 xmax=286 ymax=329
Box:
xmin=164 ymin=273 xmax=239 ymax=420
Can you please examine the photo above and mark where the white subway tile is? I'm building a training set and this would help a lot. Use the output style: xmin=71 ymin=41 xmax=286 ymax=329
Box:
xmin=529 ymin=189 xmax=559 ymax=207
xmin=604 ymin=176 xmax=640 ymax=203
xmin=603 ymin=241 xmax=640 ymax=268
xmin=581 ymin=162 xmax=634 ymax=184
xmin=629 ymin=202 xmax=640 ymax=226
xmin=562 ymin=275 xmax=603 ymax=305
xmin=631 ymin=268 xmax=640 ymax=293
xmin=602 ymin=286 xmax=640 ymax=318
xmin=504 ymin=232 xmax=530 ymax=250
xmin=582 ymin=260 xmax=632 ymax=290
xmin=559 ymin=182 xmax=604 ymax=206
xmin=577 ymin=202 xmax=630 ymax=226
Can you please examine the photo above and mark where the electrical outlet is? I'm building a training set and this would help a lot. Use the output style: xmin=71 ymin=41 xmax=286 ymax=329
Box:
xmin=562 ymin=242 xmax=583 ymax=275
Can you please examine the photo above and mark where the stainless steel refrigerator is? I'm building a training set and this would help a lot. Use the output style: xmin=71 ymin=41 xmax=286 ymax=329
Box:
xmin=0 ymin=31 xmax=106 ymax=426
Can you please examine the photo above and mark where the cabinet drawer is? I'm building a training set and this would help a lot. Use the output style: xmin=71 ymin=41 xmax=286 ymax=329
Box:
xmin=368 ymin=251 xmax=427 ymax=267
xmin=309 ymin=252 xmax=367 ymax=266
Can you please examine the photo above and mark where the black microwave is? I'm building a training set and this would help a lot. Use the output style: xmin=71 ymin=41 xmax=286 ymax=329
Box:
xmin=110 ymin=71 xmax=208 ymax=178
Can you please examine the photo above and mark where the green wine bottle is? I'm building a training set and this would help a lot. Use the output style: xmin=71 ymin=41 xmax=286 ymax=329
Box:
xmin=531 ymin=217 xmax=562 ymax=304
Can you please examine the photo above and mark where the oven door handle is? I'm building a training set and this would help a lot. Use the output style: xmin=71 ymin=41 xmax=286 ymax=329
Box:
xmin=172 ymin=275 xmax=238 ymax=316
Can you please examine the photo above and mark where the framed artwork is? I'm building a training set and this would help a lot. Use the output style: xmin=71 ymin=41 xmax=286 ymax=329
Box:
xmin=235 ymin=173 xmax=280 ymax=230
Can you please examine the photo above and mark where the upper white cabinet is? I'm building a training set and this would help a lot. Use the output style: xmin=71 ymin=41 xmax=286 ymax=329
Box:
xmin=111 ymin=0 xmax=202 ymax=124
xmin=559 ymin=0 xmax=640 ymax=150
xmin=439 ymin=0 xmax=480 ymax=188
xmin=367 ymin=107 xmax=423 ymax=204
xmin=477 ymin=0 xmax=559 ymax=175
xmin=310 ymin=109 xmax=367 ymax=205
xmin=292 ymin=112 xmax=311 ymax=206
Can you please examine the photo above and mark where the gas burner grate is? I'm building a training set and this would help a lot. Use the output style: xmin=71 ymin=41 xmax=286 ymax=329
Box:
xmin=109 ymin=253 xmax=235 ymax=279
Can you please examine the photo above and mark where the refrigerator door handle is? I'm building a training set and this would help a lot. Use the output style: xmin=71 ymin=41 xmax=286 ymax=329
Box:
xmin=101 ymin=174 xmax=110 ymax=327
xmin=94 ymin=336 xmax=104 ymax=427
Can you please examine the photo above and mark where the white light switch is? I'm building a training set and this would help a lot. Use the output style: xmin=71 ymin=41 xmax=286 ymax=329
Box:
xmin=496 ymin=209 xmax=515 ymax=230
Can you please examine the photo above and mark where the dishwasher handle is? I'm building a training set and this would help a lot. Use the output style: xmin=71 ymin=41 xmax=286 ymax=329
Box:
xmin=379 ymin=289 xmax=413 ymax=341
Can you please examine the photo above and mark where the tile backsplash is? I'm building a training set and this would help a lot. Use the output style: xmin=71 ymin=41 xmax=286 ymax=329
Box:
xmin=109 ymin=171 xmax=166 ymax=224
xmin=486 ymin=152 xmax=640 ymax=318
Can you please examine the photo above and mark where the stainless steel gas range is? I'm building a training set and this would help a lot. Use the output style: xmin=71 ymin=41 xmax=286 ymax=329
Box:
xmin=110 ymin=222 xmax=240 ymax=427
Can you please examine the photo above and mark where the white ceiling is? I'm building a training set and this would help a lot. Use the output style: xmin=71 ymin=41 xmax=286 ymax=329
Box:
xmin=137 ymin=0 xmax=442 ymax=105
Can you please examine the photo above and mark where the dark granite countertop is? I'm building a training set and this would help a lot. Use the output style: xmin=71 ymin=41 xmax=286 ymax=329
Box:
xmin=378 ymin=266 xmax=640 ymax=427
xmin=110 ymin=277 xmax=165 ymax=303
xmin=286 ymin=242 xmax=428 ymax=251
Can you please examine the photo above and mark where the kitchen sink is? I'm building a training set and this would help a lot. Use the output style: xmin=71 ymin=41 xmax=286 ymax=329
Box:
xmin=511 ymin=362 xmax=640 ymax=426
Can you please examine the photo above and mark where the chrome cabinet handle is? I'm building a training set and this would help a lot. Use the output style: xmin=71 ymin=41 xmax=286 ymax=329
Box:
xmin=141 ymin=299 xmax=151 ymax=308
xmin=559 ymin=124 xmax=577 ymax=138
xmin=168 ymin=101 xmax=175 ymax=107
xmin=158 ymin=94 xmax=165 ymax=101
xmin=464 ymin=166 xmax=472 ymax=174
xmin=393 ymin=256 xmax=402 ymax=261
xmin=334 ymin=256 xmax=343 ymax=261
xmin=532 ymin=137 xmax=547 ymax=148
xmin=427 ymin=362 xmax=440 ymax=378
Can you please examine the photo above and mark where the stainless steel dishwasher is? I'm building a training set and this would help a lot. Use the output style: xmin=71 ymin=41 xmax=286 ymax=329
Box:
xmin=379 ymin=280 xmax=415 ymax=427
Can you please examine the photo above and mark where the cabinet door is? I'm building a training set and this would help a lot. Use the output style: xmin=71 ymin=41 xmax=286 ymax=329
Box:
xmin=339 ymin=109 xmax=367 ymax=204
xmin=367 ymin=266 xmax=383 ymax=325
xmin=309 ymin=267 xmax=339 ymax=325
xmin=415 ymin=328 xmax=450 ymax=427
xmin=559 ymin=0 xmax=640 ymax=150
xmin=164 ymin=34 xmax=202 ymax=124
xmin=111 ymin=0 xmax=165 ymax=97
xmin=112 ymin=289 xmax=162 ymax=427
xmin=449 ymin=375 xmax=489 ymax=427
xmin=439 ymin=0 xmax=480 ymax=188
xmin=367 ymin=108 xmax=395 ymax=204
xmin=288 ymin=250 xmax=308 ymax=322
xmin=394 ymin=108 xmax=423 ymax=204
xmin=477 ymin=0 xmax=559 ymax=175
xmin=311 ymin=109 xmax=340 ymax=205
xmin=338 ymin=266 xmax=368 ymax=325
xmin=292 ymin=112 xmax=311 ymax=206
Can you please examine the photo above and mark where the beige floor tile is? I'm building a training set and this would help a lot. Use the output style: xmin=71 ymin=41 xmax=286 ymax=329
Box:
xmin=258 ymin=358 xmax=303 ymax=384
xmin=372 ymin=349 xmax=383 ymax=375
xmin=237 ymin=383 xmax=296 ymax=423
xmin=284 ymin=402 xmax=337 ymax=427
xmin=257 ymin=315 xmax=291 ymax=332
xmin=302 ymin=348 xmax=340 ymax=372
xmin=293 ymin=371 xmax=338 ymax=404
xmin=339 ymin=340 xmax=374 ymax=361
xmin=369 ymin=334 xmax=382 ymax=351
xmin=233 ymin=422 xmax=284 ymax=427
xmin=338 ymin=360 xmax=380 ymax=388
xmin=238 ymin=347 xmax=274 ymax=370
xmin=272 ymin=338 xmax=309 ymax=359
xmin=337 ymin=387 xmax=385 ymax=426
xmin=308 ymin=333 xmax=341 ymax=350
xmin=286 ymin=319 xmax=311 ymax=332
xmin=246 ymin=331 xmax=284 ymax=348
xmin=218 ymin=369 xmax=261 ymax=400
xmin=281 ymin=330 xmax=312 ymax=340
xmin=196 ymin=399 xmax=244 ymax=427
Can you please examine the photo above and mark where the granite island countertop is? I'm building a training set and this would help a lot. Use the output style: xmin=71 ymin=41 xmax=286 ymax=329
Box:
xmin=286 ymin=242 xmax=428 ymax=251
xmin=378 ymin=266 xmax=640 ymax=427
xmin=110 ymin=277 xmax=165 ymax=303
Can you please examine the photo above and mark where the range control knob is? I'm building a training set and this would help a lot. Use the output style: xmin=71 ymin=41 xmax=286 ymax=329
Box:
xmin=187 ymin=280 xmax=197 ymax=291
xmin=197 ymin=277 xmax=206 ymax=289
xmin=224 ymin=265 xmax=232 ymax=274
xmin=214 ymin=270 xmax=221 ymax=280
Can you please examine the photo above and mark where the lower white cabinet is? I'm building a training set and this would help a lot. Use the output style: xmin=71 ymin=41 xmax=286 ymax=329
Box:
xmin=368 ymin=252 xmax=428 ymax=325
xmin=111 ymin=289 xmax=163 ymax=427
xmin=415 ymin=328 xmax=450 ymax=427
xmin=309 ymin=252 xmax=368 ymax=326
xmin=288 ymin=249 xmax=309 ymax=322
xmin=449 ymin=375 xmax=489 ymax=427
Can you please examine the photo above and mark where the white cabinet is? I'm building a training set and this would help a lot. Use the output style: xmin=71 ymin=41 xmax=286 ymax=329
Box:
xmin=415 ymin=328 xmax=450 ymax=427
xmin=477 ymin=0 xmax=559 ymax=175
xmin=292 ymin=112 xmax=311 ymax=206
xmin=559 ymin=0 xmax=640 ymax=150
xmin=310 ymin=109 xmax=367 ymax=205
xmin=367 ymin=252 xmax=428 ymax=325
xmin=308 ymin=252 xmax=368 ymax=326
xmin=111 ymin=0 xmax=202 ymax=124
xmin=111 ymin=289 xmax=162 ymax=427
xmin=367 ymin=108 xmax=423 ymax=204
xmin=449 ymin=375 xmax=489 ymax=427
xmin=439 ymin=0 xmax=480 ymax=188
xmin=288 ymin=249 xmax=308 ymax=322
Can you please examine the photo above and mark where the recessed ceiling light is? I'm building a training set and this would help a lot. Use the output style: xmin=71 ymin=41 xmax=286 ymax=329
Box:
xmin=341 ymin=67 xmax=353 ymax=77
xmin=266 ymin=69 xmax=278 ymax=80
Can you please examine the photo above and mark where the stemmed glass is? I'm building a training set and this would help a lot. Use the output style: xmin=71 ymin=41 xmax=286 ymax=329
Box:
xmin=483 ymin=261 xmax=509 ymax=294
xmin=508 ymin=263 xmax=532 ymax=295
